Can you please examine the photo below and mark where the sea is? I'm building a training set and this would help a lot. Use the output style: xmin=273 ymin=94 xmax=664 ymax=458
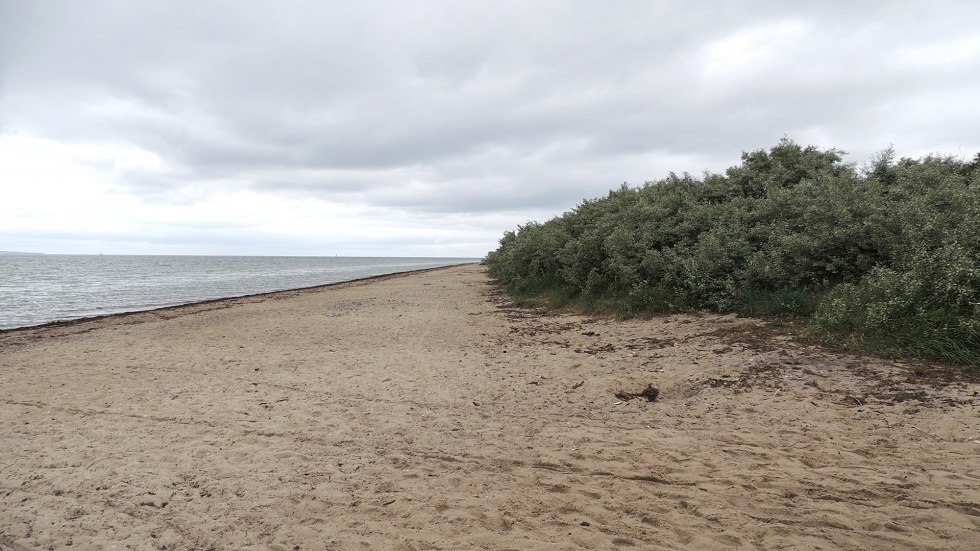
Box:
xmin=0 ymin=254 xmax=478 ymax=331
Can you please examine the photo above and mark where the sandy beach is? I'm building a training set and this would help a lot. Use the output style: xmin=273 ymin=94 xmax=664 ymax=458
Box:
xmin=1 ymin=264 xmax=977 ymax=550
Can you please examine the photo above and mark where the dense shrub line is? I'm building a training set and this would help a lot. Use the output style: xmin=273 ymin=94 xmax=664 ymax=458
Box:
xmin=484 ymin=140 xmax=980 ymax=366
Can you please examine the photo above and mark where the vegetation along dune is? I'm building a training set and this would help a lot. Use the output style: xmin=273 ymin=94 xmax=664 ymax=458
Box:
xmin=485 ymin=140 xmax=980 ymax=367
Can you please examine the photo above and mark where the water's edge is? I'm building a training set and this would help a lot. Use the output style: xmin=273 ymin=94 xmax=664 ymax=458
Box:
xmin=0 ymin=263 xmax=479 ymax=336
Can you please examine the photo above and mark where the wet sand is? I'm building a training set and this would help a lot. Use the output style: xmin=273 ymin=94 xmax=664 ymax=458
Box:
xmin=1 ymin=264 xmax=978 ymax=550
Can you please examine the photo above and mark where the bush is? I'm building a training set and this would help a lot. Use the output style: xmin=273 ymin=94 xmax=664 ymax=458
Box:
xmin=485 ymin=139 xmax=979 ymax=367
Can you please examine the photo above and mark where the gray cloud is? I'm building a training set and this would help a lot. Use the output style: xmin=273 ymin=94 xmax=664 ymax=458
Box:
xmin=3 ymin=1 xmax=980 ymax=254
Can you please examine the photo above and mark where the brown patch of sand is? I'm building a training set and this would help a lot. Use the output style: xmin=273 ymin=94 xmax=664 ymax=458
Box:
xmin=1 ymin=264 xmax=978 ymax=550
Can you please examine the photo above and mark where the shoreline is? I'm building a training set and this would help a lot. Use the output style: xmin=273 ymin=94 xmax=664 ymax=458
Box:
xmin=0 ymin=262 xmax=478 ymax=338
xmin=1 ymin=264 xmax=977 ymax=549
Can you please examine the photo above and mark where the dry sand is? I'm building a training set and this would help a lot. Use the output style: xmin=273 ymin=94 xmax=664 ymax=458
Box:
xmin=1 ymin=264 xmax=978 ymax=550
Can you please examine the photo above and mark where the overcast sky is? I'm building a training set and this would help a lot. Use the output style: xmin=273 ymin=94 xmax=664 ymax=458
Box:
xmin=2 ymin=1 xmax=978 ymax=257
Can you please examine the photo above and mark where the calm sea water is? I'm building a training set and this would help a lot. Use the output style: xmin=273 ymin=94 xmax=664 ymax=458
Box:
xmin=0 ymin=255 xmax=477 ymax=330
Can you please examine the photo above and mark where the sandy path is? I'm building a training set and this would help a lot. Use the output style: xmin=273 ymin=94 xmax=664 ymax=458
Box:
xmin=1 ymin=264 xmax=978 ymax=550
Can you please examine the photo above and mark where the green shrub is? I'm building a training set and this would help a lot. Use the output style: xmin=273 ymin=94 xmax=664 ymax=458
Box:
xmin=811 ymin=242 xmax=979 ymax=365
xmin=484 ymin=139 xmax=979 ymax=367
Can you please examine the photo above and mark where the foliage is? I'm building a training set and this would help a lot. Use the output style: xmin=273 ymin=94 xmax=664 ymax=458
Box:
xmin=485 ymin=139 xmax=980 ymax=366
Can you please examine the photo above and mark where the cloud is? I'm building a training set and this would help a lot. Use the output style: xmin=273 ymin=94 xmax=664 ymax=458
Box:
xmin=2 ymin=1 xmax=980 ymax=255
